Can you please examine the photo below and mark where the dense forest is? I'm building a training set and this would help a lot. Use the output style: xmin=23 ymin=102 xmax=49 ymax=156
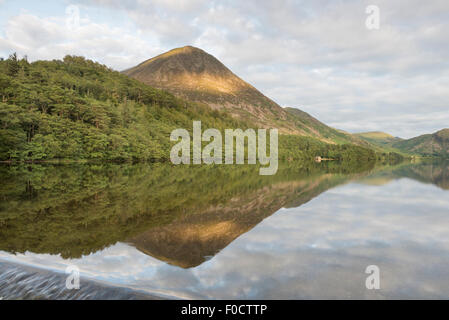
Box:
xmin=0 ymin=53 xmax=380 ymax=163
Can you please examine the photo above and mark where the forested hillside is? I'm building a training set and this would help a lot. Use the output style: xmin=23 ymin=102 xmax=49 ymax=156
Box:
xmin=0 ymin=54 xmax=248 ymax=161
xmin=392 ymin=129 xmax=449 ymax=158
xmin=0 ymin=54 xmax=376 ymax=162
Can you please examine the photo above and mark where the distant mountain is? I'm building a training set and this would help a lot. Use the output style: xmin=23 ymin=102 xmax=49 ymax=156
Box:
xmin=123 ymin=46 xmax=367 ymax=146
xmin=355 ymin=131 xmax=403 ymax=148
xmin=392 ymin=129 xmax=449 ymax=158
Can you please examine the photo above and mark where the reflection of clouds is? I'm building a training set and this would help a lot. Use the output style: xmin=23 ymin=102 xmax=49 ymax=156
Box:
xmin=0 ymin=243 xmax=162 ymax=283
xmin=2 ymin=178 xmax=449 ymax=299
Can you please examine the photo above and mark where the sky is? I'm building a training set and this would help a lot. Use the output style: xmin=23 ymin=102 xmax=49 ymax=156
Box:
xmin=0 ymin=0 xmax=448 ymax=138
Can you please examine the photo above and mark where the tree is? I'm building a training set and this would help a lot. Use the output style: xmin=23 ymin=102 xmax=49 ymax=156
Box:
xmin=7 ymin=53 xmax=19 ymax=76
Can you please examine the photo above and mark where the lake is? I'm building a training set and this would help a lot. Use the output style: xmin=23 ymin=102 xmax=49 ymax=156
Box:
xmin=0 ymin=160 xmax=448 ymax=299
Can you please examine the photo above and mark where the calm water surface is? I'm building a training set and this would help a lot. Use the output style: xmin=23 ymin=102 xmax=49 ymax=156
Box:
xmin=0 ymin=161 xmax=448 ymax=299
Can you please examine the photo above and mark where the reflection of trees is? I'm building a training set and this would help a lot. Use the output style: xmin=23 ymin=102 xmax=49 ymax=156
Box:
xmin=403 ymin=162 xmax=449 ymax=190
xmin=359 ymin=161 xmax=449 ymax=190
xmin=0 ymin=161 xmax=373 ymax=263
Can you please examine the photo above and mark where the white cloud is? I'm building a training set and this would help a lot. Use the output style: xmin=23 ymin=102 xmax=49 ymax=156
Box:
xmin=0 ymin=11 xmax=161 ymax=70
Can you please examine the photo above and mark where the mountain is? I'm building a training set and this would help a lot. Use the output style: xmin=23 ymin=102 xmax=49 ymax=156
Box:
xmin=355 ymin=131 xmax=403 ymax=147
xmin=392 ymin=129 xmax=449 ymax=158
xmin=0 ymin=54 xmax=375 ymax=162
xmin=123 ymin=46 xmax=368 ymax=146
xmin=123 ymin=46 xmax=293 ymax=131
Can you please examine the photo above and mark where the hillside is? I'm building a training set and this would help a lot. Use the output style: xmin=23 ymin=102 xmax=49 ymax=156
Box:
xmin=392 ymin=129 xmax=449 ymax=158
xmin=355 ymin=131 xmax=403 ymax=147
xmin=0 ymin=53 xmax=376 ymax=162
xmin=0 ymin=54 xmax=239 ymax=161
xmin=124 ymin=46 xmax=368 ymax=146
xmin=286 ymin=107 xmax=370 ymax=146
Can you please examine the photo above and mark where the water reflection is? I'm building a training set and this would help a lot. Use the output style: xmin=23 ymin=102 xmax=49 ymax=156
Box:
xmin=360 ymin=160 xmax=449 ymax=190
xmin=0 ymin=160 xmax=449 ymax=299
xmin=0 ymin=161 xmax=373 ymax=265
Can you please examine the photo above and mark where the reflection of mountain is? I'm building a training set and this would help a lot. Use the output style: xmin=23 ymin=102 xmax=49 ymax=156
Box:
xmin=128 ymin=173 xmax=361 ymax=268
xmin=393 ymin=161 xmax=449 ymax=190
xmin=359 ymin=161 xmax=449 ymax=190
xmin=0 ymin=162 xmax=372 ymax=265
